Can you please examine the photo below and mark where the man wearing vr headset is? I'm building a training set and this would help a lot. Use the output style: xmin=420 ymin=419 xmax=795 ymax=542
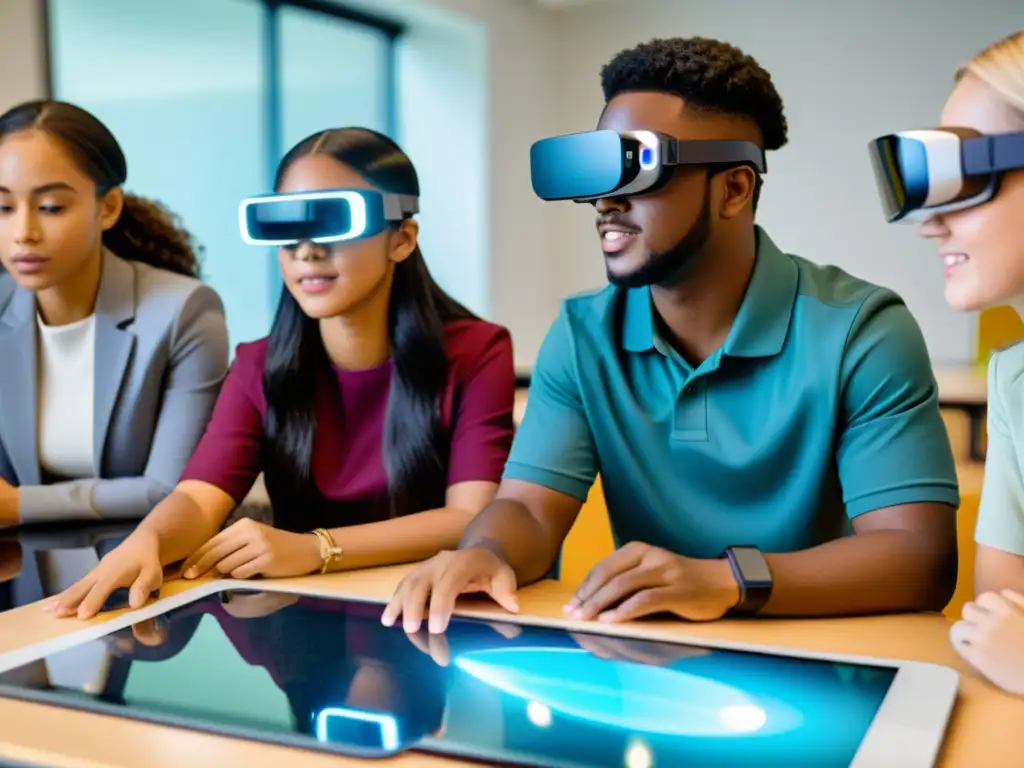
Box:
xmin=384 ymin=37 xmax=960 ymax=635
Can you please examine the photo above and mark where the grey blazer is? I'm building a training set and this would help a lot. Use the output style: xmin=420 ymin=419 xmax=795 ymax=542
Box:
xmin=0 ymin=250 xmax=230 ymax=523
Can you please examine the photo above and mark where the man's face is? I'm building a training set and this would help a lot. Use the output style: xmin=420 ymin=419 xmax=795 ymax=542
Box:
xmin=594 ymin=92 xmax=760 ymax=288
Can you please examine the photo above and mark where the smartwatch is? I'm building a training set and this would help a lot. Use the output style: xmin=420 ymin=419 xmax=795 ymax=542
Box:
xmin=720 ymin=545 xmax=772 ymax=616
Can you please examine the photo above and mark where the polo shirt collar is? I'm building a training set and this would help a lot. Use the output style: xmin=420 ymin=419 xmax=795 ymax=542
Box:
xmin=622 ymin=284 xmax=658 ymax=353
xmin=621 ymin=226 xmax=798 ymax=358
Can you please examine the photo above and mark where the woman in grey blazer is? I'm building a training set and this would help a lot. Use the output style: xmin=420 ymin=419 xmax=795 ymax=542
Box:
xmin=0 ymin=100 xmax=229 ymax=526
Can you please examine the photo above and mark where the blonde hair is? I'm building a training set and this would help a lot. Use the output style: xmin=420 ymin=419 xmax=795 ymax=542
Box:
xmin=957 ymin=31 xmax=1024 ymax=117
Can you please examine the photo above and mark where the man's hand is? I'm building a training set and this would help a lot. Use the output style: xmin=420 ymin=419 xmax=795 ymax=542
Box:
xmin=181 ymin=518 xmax=322 ymax=580
xmin=0 ymin=478 xmax=19 ymax=526
xmin=405 ymin=620 xmax=523 ymax=668
xmin=951 ymin=589 xmax=1024 ymax=696
xmin=570 ymin=632 xmax=710 ymax=666
xmin=565 ymin=541 xmax=739 ymax=623
xmin=381 ymin=547 xmax=520 ymax=634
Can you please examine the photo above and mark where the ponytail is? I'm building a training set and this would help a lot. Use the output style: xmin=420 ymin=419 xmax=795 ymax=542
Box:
xmin=103 ymin=193 xmax=200 ymax=278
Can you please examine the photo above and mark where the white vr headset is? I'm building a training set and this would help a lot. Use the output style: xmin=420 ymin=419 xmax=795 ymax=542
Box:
xmin=238 ymin=188 xmax=419 ymax=246
xmin=869 ymin=127 xmax=1024 ymax=223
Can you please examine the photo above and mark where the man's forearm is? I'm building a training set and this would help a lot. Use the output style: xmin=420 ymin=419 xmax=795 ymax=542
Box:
xmin=459 ymin=499 xmax=561 ymax=585
xmin=759 ymin=530 xmax=957 ymax=616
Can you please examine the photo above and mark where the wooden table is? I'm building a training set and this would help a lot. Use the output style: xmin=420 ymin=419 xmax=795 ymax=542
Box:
xmin=0 ymin=566 xmax=1022 ymax=767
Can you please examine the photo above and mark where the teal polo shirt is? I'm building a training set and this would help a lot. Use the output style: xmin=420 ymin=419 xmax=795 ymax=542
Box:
xmin=506 ymin=227 xmax=960 ymax=558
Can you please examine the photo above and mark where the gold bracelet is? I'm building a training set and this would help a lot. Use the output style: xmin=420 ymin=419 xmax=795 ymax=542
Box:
xmin=311 ymin=528 xmax=343 ymax=574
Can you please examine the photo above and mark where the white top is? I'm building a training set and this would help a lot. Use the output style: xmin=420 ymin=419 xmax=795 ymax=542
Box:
xmin=36 ymin=313 xmax=96 ymax=479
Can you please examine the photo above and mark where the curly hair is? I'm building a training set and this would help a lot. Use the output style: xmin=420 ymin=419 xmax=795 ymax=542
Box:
xmin=600 ymin=37 xmax=789 ymax=151
xmin=0 ymin=100 xmax=200 ymax=277
xmin=101 ymin=193 xmax=200 ymax=277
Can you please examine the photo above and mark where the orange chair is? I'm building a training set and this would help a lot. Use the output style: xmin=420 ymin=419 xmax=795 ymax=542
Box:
xmin=559 ymin=477 xmax=614 ymax=586
xmin=944 ymin=493 xmax=980 ymax=620
xmin=514 ymin=388 xmax=616 ymax=585
xmin=978 ymin=306 xmax=1024 ymax=366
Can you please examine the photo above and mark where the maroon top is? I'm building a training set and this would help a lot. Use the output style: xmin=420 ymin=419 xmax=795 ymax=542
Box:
xmin=180 ymin=318 xmax=516 ymax=529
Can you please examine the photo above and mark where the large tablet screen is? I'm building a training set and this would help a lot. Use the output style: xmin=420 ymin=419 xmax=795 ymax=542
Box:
xmin=0 ymin=588 xmax=903 ymax=767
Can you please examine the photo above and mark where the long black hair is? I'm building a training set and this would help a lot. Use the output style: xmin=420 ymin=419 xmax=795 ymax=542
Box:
xmin=262 ymin=128 xmax=475 ymax=523
xmin=0 ymin=100 xmax=200 ymax=276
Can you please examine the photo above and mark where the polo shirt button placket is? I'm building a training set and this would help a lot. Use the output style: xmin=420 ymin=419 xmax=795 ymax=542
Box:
xmin=673 ymin=378 xmax=708 ymax=442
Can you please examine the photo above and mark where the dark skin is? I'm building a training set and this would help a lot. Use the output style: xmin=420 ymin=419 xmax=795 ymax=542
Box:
xmin=382 ymin=92 xmax=958 ymax=635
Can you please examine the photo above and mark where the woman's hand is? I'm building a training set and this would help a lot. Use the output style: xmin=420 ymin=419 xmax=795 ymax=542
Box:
xmin=0 ymin=478 xmax=19 ymax=526
xmin=0 ymin=540 xmax=22 ymax=583
xmin=222 ymin=591 xmax=300 ymax=619
xmin=181 ymin=518 xmax=322 ymax=581
xmin=109 ymin=617 xmax=171 ymax=657
xmin=951 ymin=589 xmax=1024 ymax=696
xmin=47 ymin=530 xmax=164 ymax=619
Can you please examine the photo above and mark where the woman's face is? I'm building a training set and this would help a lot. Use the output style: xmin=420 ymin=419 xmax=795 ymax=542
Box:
xmin=275 ymin=154 xmax=417 ymax=320
xmin=0 ymin=130 xmax=121 ymax=292
xmin=918 ymin=74 xmax=1024 ymax=312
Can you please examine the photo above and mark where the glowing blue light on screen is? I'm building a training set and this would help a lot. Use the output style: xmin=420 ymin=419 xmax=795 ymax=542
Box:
xmin=314 ymin=706 xmax=400 ymax=750
xmin=454 ymin=648 xmax=801 ymax=738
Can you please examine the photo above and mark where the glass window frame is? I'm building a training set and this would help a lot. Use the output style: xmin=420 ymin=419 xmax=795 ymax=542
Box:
xmin=41 ymin=0 xmax=404 ymax=313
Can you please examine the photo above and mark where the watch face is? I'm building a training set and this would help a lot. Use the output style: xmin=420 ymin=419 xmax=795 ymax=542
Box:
xmin=731 ymin=547 xmax=771 ymax=583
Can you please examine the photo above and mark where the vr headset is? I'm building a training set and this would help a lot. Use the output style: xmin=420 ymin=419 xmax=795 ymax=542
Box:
xmin=238 ymin=188 xmax=419 ymax=246
xmin=530 ymin=129 xmax=767 ymax=202
xmin=868 ymin=128 xmax=1024 ymax=223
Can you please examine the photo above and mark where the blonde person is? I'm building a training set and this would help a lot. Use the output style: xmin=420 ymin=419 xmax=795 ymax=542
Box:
xmin=869 ymin=31 xmax=1024 ymax=694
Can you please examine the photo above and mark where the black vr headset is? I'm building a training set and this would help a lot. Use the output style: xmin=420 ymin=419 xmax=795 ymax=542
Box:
xmin=529 ymin=129 xmax=767 ymax=202
xmin=238 ymin=188 xmax=419 ymax=246
xmin=869 ymin=127 xmax=1024 ymax=223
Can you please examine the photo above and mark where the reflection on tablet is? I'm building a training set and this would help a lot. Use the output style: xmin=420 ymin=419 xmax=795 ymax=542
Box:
xmin=452 ymin=647 xmax=800 ymax=737
xmin=0 ymin=587 xmax=946 ymax=767
xmin=314 ymin=706 xmax=399 ymax=751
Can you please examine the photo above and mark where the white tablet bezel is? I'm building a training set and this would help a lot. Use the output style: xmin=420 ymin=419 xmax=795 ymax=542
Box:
xmin=0 ymin=579 xmax=958 ymax=768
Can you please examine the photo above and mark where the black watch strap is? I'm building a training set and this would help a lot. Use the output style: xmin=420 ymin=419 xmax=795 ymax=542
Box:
xmin=721 ymin=545 xmax=773 ymax=616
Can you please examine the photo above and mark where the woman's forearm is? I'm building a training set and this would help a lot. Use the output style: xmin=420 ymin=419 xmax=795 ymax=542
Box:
xmin=325 ymin=507 xmax=477 ymax=571
xmin=134 ymin=484 xmax=234 ymax=566
xmin=16 ymin=476 xmax=173 ymax=524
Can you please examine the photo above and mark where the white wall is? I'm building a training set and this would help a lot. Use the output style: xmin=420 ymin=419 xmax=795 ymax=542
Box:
xmin=543 ymin=0 xmax=1024 ymax=364
xmin=0 ymin=0 xmax=46 ymax=110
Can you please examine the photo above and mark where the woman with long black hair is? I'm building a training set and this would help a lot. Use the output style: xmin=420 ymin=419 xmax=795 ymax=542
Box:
xmin=50 ymin=127 xmax=516 ymax=619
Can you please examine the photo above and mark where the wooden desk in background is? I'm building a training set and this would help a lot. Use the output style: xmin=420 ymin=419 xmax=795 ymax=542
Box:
xmin=1 ymin=567 xmax=1023 ymax=767
xmin=934 ymin=364 xmax=988 ymax=462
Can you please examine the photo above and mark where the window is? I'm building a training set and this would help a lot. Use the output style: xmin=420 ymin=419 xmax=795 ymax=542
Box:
xmin=46 ymin=0 xmax=400 ymax=348
xmin=278 ymin=4 xmax=392 ymax=150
